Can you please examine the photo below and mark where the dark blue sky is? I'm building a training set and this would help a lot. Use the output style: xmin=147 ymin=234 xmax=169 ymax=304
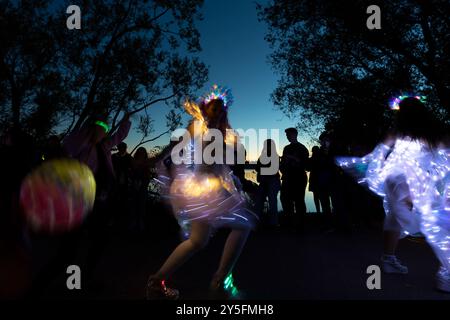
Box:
xmin=46 ymin=0 xmax=316 ymax=210
xmin=122 ymin=0 xmax=315 ymax=211
xmin=125 ymin=0 xmax=311 ymax=158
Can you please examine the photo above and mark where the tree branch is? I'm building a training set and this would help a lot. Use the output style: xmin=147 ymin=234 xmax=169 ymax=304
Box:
xmin=130 ymin=129 xmax=170 ymax=154
xmin=73 ymin=0 xmax=136 ymax=131
xmin=128 ymin=90 xmax=180 ymax=116
xmin=110 ymin=78 xmax=135 ymax=132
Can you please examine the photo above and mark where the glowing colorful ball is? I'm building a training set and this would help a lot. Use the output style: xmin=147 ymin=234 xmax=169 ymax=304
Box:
xmin=20 ymin=159 xmax=96 ymax=233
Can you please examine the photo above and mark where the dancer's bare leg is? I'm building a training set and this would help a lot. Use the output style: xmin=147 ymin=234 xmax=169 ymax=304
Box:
xmin=211 ymin=227 xmax=250 ymax=286
xmin=383 ymin=196 xmax=412 ymax=255
xmin=153 ymin=221 xmax=211 ymax=279
xmin=381 ymin=190 xmax=412 ymax=274
xmin=383 ymin=230 xmax=400 ymax=255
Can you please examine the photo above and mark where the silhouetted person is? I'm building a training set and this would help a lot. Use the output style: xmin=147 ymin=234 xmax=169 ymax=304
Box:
xmin=280 ymin=128 xmax=309 ymax=230
xmin=0 ymin=127 xmax=38 ymax=298
xmin=255 ymin=139 xmax=281 ymax=228
xmin=0 ymin=128 xmax=39 ymax=233
xmin=112 ymin=142 xmax=132 ymax=190
xmin=42 ymin=135 xmax=65 ymax=160
xmin=229 ymin=140 xmax=258 ymax=199
xmin=29 ymin=115 xmax=131 ymax=296
xmin=112 ymin=141 xmax=133 ymax=226
xmin=129 ymin=147 xmax=151 ymax=232
xmin=65 ymin=115 xmax=131 ymax=198
xmin=319 ymin=131 xmax=350 ymax=232
xmin=308 ymin=146 xmax=332 ymax=216
xmin=63 ymin=113 xmax=131 ymax=287
xmin=229 ymin=140 xmax=247 ymax=186
xmin=309 ymin=146 xmax=322 ymax=213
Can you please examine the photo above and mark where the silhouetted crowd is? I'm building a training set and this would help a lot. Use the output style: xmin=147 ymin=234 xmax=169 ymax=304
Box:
xmin=242 ymin=127 xmax=384 ymax=233
xmin=0 ymin=117 xmax=385 ymax=298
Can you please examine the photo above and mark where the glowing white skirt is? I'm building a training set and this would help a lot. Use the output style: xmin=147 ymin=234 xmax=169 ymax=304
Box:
xmin=337 ymin=138 xmax=450 ymax=269
xmin=156 ymin=163 xmax=257 ymax=238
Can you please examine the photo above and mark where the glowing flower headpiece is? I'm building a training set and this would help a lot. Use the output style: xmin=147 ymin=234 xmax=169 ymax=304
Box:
xmin=199 ymin=84 xmax=234 ymax=109
xmin=389 ymin=94 xmax=426 ymax=110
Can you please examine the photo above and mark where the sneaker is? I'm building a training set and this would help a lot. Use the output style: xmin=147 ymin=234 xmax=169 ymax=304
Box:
xmin=436 ymin=266 xmax=450 ymax=293
xmin=381 ymin=255 xmax=408 ymax=274
xmin=146 ymin=277 xmax=179 ymax=300
xmin=209 ymin=273 xmax=244 ymax=300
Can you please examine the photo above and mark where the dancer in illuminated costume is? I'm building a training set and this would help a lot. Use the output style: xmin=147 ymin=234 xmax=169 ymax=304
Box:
xmin=146 ymin=85 xmax=258 ymax=299
xmin=337 ymin=96 xmax=450 ymax=292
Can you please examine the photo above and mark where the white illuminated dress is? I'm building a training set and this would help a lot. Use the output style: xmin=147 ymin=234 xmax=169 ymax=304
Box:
xmin=155 ymin=100 xmax=258 ymax=238
xmin=337 ymin=137 xmax=450 ymax=271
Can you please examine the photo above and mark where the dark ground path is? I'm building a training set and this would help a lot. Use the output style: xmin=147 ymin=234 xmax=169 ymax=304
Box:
xmin=34 ymin=214 xmax=450 ymax=300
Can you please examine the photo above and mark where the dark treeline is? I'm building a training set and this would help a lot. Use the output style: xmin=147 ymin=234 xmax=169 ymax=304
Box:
xmin=0 ymin=0 xmax=207 ymax=146
xmin=258 ymin=0 xmax=450 ymax=150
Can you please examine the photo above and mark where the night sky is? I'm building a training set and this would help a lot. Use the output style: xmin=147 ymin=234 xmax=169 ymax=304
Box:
xmin=122 ymin=0 xmax=316 ymax=211
xmin=125 ymin=0 xmax=311 ymax=156
xmin=45 ymin=0 xmax=316 ymax=210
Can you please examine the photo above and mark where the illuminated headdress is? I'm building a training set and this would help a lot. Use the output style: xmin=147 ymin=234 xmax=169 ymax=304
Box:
xmin=389 ymin=94 xmax=426 ymax=110
xmin=183 ymin=84 xmax=234 ymax=135
xmin=199 ymin=84 xmax=234 ymax=109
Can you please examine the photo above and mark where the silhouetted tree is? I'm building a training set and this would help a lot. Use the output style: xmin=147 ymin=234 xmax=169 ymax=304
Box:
xmin=0 ymin=0 xmax=69 ymax=136
xmin=0 ymin=0 xmax=207 ymax=140
xmin=130 ymin=109 xmax=181 ymax=154
xmin=257 ymin=0 xmax=450 ymax=134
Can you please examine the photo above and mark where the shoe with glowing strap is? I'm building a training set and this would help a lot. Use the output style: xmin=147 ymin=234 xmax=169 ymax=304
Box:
xmin=146 ymin=277 xmax=179 ymax=300
xmin=436 ymin=266 xmax=450 ymax=293
xmin=381 ymin=255 xmax=408 ymax=274
xmin=210 ymin=273 xmax=244 ymax=300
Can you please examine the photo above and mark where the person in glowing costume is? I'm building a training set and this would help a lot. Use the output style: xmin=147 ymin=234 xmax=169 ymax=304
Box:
xmin=146 ymin=85 xmax=258 ymax=299
xmin=336 ymin=96 xmax=450 ymax=292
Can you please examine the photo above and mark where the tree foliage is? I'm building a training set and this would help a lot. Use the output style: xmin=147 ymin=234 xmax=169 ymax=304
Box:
xmin=258 ymin=0 xmax=450 ymax=140
xmin=0 ymin=0 xmax=208 ymax=142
